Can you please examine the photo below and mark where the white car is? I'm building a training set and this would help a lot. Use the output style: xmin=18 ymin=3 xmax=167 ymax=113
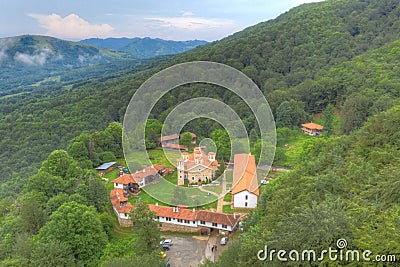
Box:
xmin=260 ymin=179 xmax=269 ymax=185
xmin=160 ymin=239 xmax=173 ymax=246
xmin=220 ymin=237 xmax=228 ymax=245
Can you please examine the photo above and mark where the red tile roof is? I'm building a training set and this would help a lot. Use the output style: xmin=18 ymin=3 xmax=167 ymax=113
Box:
xmin=147 ymin=205 xmax=240 ymax=227
xmin=160 ymin=134 xmax=180 ymax=142
xmin=162 ymin=143 xmax=188 ymax=150
xmin=301 ymin=122 xmax=324 ymax=130
xmin=148 ymin=205 xmax=197 ymax=220
xmin=152 ymin=164 xmax=165 ymax=171
xmin=110 ymin=189 xmax=133 ymax=213
xmin=112 ymin=174 xmax=135 ymax=185
xmin=180 ymin=147 xmax=218 ymax=170
xmin=131 ymin=165 xmax=158 ymax=183
xmin=196 ymin=210 xmax=240 ymax=227
xmin=232 ymin=154 xmax=259 ymax=196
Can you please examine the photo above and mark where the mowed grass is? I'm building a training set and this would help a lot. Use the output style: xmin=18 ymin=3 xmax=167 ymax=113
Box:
xmin=223 ymin=193 xmax=232 ymax=202
xmin=125 ymin=148 xmax=181 ymax=171
xmin=223 ymin=205 xmax=233 ymax=214
xmin=145 ymin=179 xmax=218 ymax=207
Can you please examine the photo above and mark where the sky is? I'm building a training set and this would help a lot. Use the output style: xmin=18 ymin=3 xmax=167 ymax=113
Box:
xmin=0 ymin=0 xmax=325 ymax=41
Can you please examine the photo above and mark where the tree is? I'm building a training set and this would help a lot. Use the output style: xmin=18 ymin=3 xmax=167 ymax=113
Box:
xmin=104 ymin=122 xmax=123 ymax=157
xmin=40 ymin=150 xmax=75 ymax=178
xmin=130 ymin=201 xmax=160 ymax=254
xmin=25 ymin=171 xmax=66 ymax=199
xmin=37 ymin=201 xmax=108 ymax=266
xmin=101 ymin=252 xmax=166 ymax=267
xmin=323 ymin=103 xmax=335 ymax=137
xmin=179 ymin=132 xmax=194 ymax=148
xmin=145 ymin=119 xmax=163 ymax=149
xmin=276 ymin=100 xmax=309 ymax=129
xmin=76 ymin=178 xmax=108 ymax=212
xmin=31 ymin=240 xmax=75 ymax=267
xmin=341 ymin=94 xmax=372 ymax=134
xmin=101 ymin=151 xmax=117 ymax=163
xmin=20 ymin=193 xmax=47 ymax=235
xmin=210 ymin=129 xmax=231 ymax=161
xmin=68 ymin=141 xmax=89 ymax=163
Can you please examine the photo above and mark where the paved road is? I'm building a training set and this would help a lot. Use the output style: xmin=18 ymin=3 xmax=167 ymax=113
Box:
xmin=164 ymin=234 xmax=208 ymax=267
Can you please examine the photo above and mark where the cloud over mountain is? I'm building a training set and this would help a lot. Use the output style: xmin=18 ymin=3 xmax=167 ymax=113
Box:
xmin=29 ymin=13 xmax=114 ymax=39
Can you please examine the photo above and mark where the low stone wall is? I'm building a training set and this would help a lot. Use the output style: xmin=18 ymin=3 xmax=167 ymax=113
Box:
xmin=118 ymin=216 xmax=133 ymax=227
xmin=159 ymin=222 xmax=199 ymax=233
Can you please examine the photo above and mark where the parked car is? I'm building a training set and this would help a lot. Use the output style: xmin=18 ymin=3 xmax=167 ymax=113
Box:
xmin=160 ymin=239 xmax=173 ymax=246
xmin=220 ymin=237 xmax=228 ymax=245
xmin=161 ymin=243 xmax=171 ymax=251
xmin=260 ymin=179 xmax=269 ymax=185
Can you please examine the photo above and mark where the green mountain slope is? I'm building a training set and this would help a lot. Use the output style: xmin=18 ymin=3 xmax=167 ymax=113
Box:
xmin=81 ymin=37 xmax=208 ymax=58
xmin=0 ymin=35 xmax=137 ymax=95
xmin=1 ymin=0 xmax=400 ymax=194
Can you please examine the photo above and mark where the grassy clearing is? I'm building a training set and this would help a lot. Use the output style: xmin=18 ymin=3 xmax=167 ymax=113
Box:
xmin=280 ymin=131 xmax=314 ymax=167
xmin=163 ymin=171 xmax=178 ymax=185
xmin=223 ymin=205 xmax=233 ymax=214
xmin=223 ymin=193 xmax=232 ymax=202
xmin=201 ymin=184 xmax=223 ymax=195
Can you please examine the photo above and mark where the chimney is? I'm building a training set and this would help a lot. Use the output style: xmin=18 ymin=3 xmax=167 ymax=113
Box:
xmin=155 ymin=202 xmax=158 ymax=206
xmin=192 ymin=208 xmax=195 ymax=212
xmin=233 ymin=213 xmax=236 ymax=219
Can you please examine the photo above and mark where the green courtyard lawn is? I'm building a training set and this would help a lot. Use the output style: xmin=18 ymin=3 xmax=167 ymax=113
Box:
xmin=222 ymin=205 xmax=233 ymax=214
xmin=124 ymin=148 xmax=181 ymax=171
xmin=223 ymin=193 xmax=232 ymax=202
xmin=163 ymin=171 xmax=178 ymax=185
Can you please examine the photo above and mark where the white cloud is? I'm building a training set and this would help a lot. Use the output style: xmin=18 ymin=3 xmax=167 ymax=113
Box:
xmin=145 ymin=16 xmax=235 ymax=31
xmin=0 ymin=38 xmax=15 ymax=62
xmin=14 ymin=48 xmax=53 ymax=66
xmin=28 ymin=13 xmax=114 ymax=39
xmin=181 ymin=11 xmax=195 ymax=17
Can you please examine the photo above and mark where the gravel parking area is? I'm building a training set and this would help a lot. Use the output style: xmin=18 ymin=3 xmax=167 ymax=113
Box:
xmin=163 ymin=234 xmax=208 ymax=267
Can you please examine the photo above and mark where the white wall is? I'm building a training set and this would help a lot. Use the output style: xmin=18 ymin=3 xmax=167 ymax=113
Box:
xmin=114 ymin=183 xmax=123 ymax=189
xmin=233 ymin=190 xmax=257 ymax=208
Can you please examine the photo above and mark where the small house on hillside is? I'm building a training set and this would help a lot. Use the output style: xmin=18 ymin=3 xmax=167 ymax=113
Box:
xmin=232 ymin=154 xmax=259 ymax=209
xmin=95 ymin=162 xmax=117 ymax=176
xmin=159 ymin=132 xmax=197 ymax=148
xmin=301 ymin=122 xmax=324 ymax=136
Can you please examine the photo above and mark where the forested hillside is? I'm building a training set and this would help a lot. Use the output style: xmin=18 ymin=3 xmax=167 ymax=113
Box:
xmin=207 ymin=106 xmax=400 ymax=266
xmin=2 ymin=0 xmax=400 ymax=196
xmin=81 ymin=37 xmax=207 ymax=58
xmin=0 ymin=35 xmax=139 ymax=93
xmin=1 ymin=0 xmax=400 ymax=265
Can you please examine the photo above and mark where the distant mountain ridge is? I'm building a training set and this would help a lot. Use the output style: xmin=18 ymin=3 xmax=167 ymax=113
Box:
xmin=0 ymin=35 xmax=133 ymax=68
xmin=80 ymin=37 xmax=208 ymax=58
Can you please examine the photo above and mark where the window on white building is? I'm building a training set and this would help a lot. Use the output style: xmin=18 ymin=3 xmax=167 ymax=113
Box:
xmin=245 ymin=195 xmax=248 ymax=200
xmin=245 ymin=202 xmax=248 ymax=207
